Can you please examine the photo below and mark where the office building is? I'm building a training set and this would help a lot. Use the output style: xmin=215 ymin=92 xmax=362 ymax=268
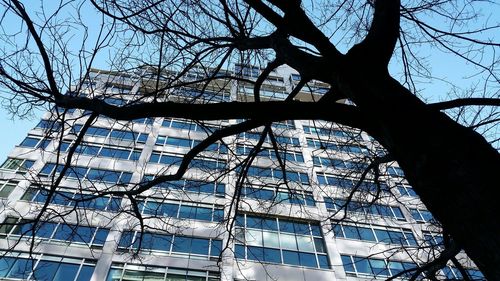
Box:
xmin=0 ymin=65 xmax=483 ymax=280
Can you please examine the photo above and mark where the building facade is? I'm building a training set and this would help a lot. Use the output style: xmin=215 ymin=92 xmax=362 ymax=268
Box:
xmin=0 ymin=65 xmax=484 ymax=280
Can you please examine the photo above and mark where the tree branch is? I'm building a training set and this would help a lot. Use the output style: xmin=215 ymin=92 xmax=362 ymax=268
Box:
xmin=429 ymin=98 xmax=500 ymax=110
xmin=347 ymin=0 xmax=401 ymax=68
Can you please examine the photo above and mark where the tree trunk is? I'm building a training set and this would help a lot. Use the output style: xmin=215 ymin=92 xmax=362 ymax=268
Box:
xmin=338 ymin=68 xmax=500 ymax=279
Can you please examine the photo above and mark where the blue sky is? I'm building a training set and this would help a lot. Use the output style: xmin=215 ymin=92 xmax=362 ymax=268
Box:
xmin=0 ymin=1 xmax=498 ymax=161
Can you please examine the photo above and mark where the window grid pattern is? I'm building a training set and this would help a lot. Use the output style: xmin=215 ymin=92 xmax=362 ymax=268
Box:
xmin=341 ymin=255 xmax=417 ymax=278
xmin=1 ymin=158 xmax=35 ymax=173
xmin=234 ymin=214 xmax=329 ymax=269
xmin=245 ymin=166 xmax=310 ymax=185
xmin=155 ymin=136 xmax=227 ymax=153
xmin=325 ymin=198 xmax=406 ymax=221
xmin=22 ymin=187 xmax=122 ymax=212
xmin=0 ymin=217 xmax=109 ymax=248
xmin=317 ymin=173 xmax=389 ymax=193
xmin=149 ymin=152 xmax=227 ymax=170
xmin=238 ymin=132 xmax=300 ymax=147
xmin=40 ymin=163 xmax=132 ymax=185
xmin=387 ymin=166 xmax=405 ymax=177
xmin=239 ymin=85 xmax=288 ymax=100
xmin=161 ymin=118 xmax=223 ymax=133
xmin=0 ymin=180 xmax=18 ymax=198
xmin=35 ymin=119 xmax=62 ymax=131
xmin=118 ymin=231 xmax=222 ymax=260
xmin=61 ymin=141 xmax=142 ymax=161
xmin=332 ymin=223 xmax=417 ymax=246
xmin=303 ymin=125 xmax=360 ymax=139
xmin=271 ymin=120 xmax=295 ymax=130
xmin=0 ymin=254 xmax=95 ymax=281
xmin=398 ymin=184 xmax=418 ymax=197
xmin=410 ymin=208 xmax=434 ymax=223
xmin=423 ymin=231 xmax=444 ymax=248
xmin=19 ymin=136 xmax=51 ymax=150
xmin=236 ymin=145 xmax=304 ymax=162
xmin=106 ymin=263 xmax=220 ymax=281
xmin=170 ymin=88 xmax=230 ymax=103
xmin=242 ymin=186 xmax=315 ymax=206
xmin=307 ymin=138 xmax=368 ymax=155
xmin=442 ymin=265 xmax=485 ymax=280
xmin=313 ymin=156 xmax=368 ymax=171
xmin=71 ymin=125 xmax=148 ymax=143
xmin=139 ymin=199 xmax=224 ymax=223
xmin=143 ymin=177 xmax=225 ymax=197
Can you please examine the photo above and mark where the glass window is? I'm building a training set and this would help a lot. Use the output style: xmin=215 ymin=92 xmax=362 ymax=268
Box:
xmin=341 ymin=255 xmax=355 ymax=273
xmin=299 ymin=252 xmax=317 ymax=267
xmin=342 ymin=225 xmax=360 ymax=239
xmin=210 ymin=240 xmax=222 ymax=257
xmin=235 ymin=214 xmax=327 ymax=268
xmin=358 ymin=227 xmax=376 ymax=241
xmin=296 ymin=235 xmax=315 ymax=252
xmin=262 ymin=231 xmax=279 ymax=248
xmin=191 ymin=238 xmax=210 ymax=255
xmin=246 ymin=230 xmax=263 ymax=247
xmin=282 ymin=250 xmax=300 ymax=266
xmin=370 ymin=259 xmax=389 ymax=276
xmin=8 ymin=258 xmax=34 ymax=279
xmin=0 ymin=180 xmax=17 ymax=198
xmin=263 ymin=248 xmax=281 ymax=263
xmin=353 ymin=257 xmax=371 ymax=274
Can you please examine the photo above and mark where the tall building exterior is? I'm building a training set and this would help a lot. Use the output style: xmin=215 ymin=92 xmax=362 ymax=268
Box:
xmin=0 ymin=65 xmax=484 ymax=281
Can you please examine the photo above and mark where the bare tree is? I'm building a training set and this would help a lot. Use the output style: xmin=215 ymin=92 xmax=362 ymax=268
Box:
xmin=0 ymin=0 xmax=499 ymax=279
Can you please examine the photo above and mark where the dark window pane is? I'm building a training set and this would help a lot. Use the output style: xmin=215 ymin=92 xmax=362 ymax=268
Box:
xmin=282 ymin=250 xmax=300 ymax=266
xmin=235 ymin=245 xmax=245 ymax=259
xmin=279 ymin=221 xmax=295 ymax=233
xmin=353 ymin=257 xmax=371 ymax=274
xmin=314 ymin=238 xmax=326 ymax=253
xmin=343 ymin=226 xmax=360 ymax=239
xmin=391 ymin=207 xmax=405 ymax=219
xmin=53 ymin=263 xmax=80 ymax=281
xmin=195 ymin=207 xmax=213 ymax=221
xmin=374 ymin=229 xmax=391 ymax=244
xmin=332 ymin=224 xmax=344 ymax=237
xmin=369 ymin=259 xmax=389 ymax=276
xmin=150 ymin=234 xmax=172 ymax=252
xmin=263 ymin=248 xmax=281 ymax=263
xmin=32 ymin=260 xmax=59 ymax=281
xmin=163 ymin=203 xmax=179 ymax=217
xmin=179 ymin=206 xmax=196 ymax=220
xmin=172 ymin=236 xmax=191 ymax=253
xmin=0 ymin=257 xmax=15 ymax=277
xmin=93 ymin=229 xmax=109 ymax=246
xmin=118 ymin=232 xmax=134 ymax=248
xmin=213 ymin=209 xmax=224 ymax=222
xmin=247 ymin=246 xmax=264 ymax=261
xmin=76 ymin=265 xmax=94 ymax=281
xmin=299 ymin=252 xmax=317 ymax=268
xmin=341 ymin=255 xmax=355 ymax=272
xmin=246 ymin=216 xmax=263 ymax=229
xmin=318 ymin=255 xmax=330 ymax=269
xmin=261 ymin=218 xmax=278 ymax=231
xmin=211 ymin=240 xmax=222 ymax=257
xmin=20 ymin=137 xmax=39 ymax=147
xmin=7 ymin=258 xmax=33 ymax=279
xmin=190 ymin=238 xmax=210 ymax=255
xmin=358 ymin=227 xmax=376 ymax=241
